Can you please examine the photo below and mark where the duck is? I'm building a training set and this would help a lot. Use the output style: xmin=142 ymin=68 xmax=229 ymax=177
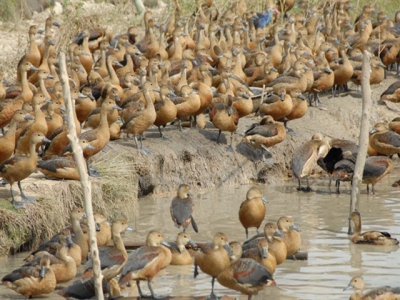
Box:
xmin=17 ymin=25 xmax=41 ymax=80
xmin=381 ymin=81 xmax=400 ymax=103
xmin=369 ymin=123 xmax=400 ymax=157
xmin=121 ymin=81 xmax=156 ymax=154
xmin=92 ymin=213 xmax=112 ymax=247
xmin=332 ymin=50 xmax=354 ymax=97
xmin=344 ymin=276 xmax=400 ymax=300
xmin=69 ymin=207 xmax=90 ymax=262
xmin=260 ymin=222 xmax=287 ymax=265
xmin=241 ymin=238 xmax=277 ymax=274
xmin=329 ymin=151 xmax=394 ymax=195
xmin=153 ymin=85 xmax=178 ymax=139
xmin=119 ymin=230 xmax=172 ymax=299
xmin=84 ymin=219 xmax=131 ymax=281
xmin=242 ymin=115 xmax=286 ymax=161
xmin=37 ymin=139 xmax=95 ymax=180
xmin=0 ymin=132 xmax=50 ymax=209
xmin=217 ymin=257 xmax=275 ymax=300
xmin=44 ymin=99 xmax=65 ymax=138
xmin=291 ymin=134 xmax=328 ymax=191
xmin=283 ymin=89 xmax=308 ymax=131
xmin=277 ymin=216 xmax=301 ymax=257
xmin=84 ymin=89 xmax=121 ymax=129
xmin=75 ymin=87 xmax=96 ymax=124
xmin=2 ymin=254 xmax=57 ymax=299
xmin=209 ymin=96 xmax=239 ymax=150
xmin=170 ymin=183 xmax=198 ymax=233
xmin=68 ymin=98 xmax=121 ymax=176
xmin=22 ymin=244 xmax=77 ymax=284
xmin=15 ymin=92 xmax=49 ymax=155
xmin=194 ymin=232 xmax=232 ymax=300
xmin=389 ymin=117 xmax=400 ymax=134
xmin=239 ymin=187 xmax=268 ymax=240
xmin=168 ymin=232 xmax=197 ymax=265
xmin=41 ymin=97 xmax=81 ymax=160
xmin=350 ymin=211 xmax=399 ymax=245
xmin=259 ymin=87 xmax=293 ymax=121
xmin=6 ymin=60 xmax=38 ymax=102
xmin=174 ymin=85 xmax=201 ymax=131
xmin=0 ymin=110 xmax=33 ymax=165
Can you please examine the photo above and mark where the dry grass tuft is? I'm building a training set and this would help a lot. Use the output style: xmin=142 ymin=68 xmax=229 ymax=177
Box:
xmin=0 ymin=145 xmax=139 ymax=255
xmin=91 ymin=146 xmax=139 ymax=224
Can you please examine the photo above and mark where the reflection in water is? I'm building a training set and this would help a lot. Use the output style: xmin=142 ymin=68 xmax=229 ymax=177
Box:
xmin=0 ymin=171 xmax=400 ymax=299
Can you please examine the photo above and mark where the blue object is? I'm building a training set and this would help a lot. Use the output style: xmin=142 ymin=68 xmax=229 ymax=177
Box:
xmin=252 ymin=7 xmax=276 ymax=29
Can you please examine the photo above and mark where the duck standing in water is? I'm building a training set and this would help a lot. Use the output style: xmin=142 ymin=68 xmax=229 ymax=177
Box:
xmin=291 ymin=134 xmax=328 ymax=191
xmin=194 ymin=232 xmax=232 ymax=300
xmin=239 ymin=187 xmax=268 ymax=240
xmin=170 ymin=184 xmax=198 ymax=233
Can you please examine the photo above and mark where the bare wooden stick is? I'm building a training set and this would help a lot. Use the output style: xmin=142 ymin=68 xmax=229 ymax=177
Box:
xmin=348 ymin=50 xmax=372 ymax=235
xmin=58 ymin=52 xmax=104 ymax=299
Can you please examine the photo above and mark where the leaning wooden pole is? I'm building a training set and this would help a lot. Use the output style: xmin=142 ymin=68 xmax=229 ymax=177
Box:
xmin=348 ymin=50 xmax=372 ymax=235
xmin=59 ymin=52 xmax=104 ymax=299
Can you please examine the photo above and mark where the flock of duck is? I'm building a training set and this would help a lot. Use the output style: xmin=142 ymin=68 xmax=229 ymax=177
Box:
xmin=1 ymin=184 xmax=400 ymax=300
xmin=1 ymin=0 xmax=400 ymax=298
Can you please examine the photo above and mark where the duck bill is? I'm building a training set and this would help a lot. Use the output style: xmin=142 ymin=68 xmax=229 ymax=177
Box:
xmin=95 ymin=222 xmax=100 ymax=231
xmin=261 ymin=195 xmax=268 ymax=204
xmin=40 ymin=266 xmax=46 ymax=278
xmin=261 ymin=247 xmax=268 ymax=258
xmin=291 ymin=223 xmax=301 ymax=232
xmin=343 ymin=283 xmax=352 ymax=291
xmin=274 ymin=229 xmax=284 ymax=238
xmin=223 ymin=243 xmax=232 ymax=255
xmin=188 ymin=239 xmax=198 ymax=248
xmin=161 ymin=240 xmax=171 ymax=247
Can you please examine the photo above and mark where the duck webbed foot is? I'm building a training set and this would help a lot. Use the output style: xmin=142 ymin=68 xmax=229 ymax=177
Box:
xmin=12 ymin=200 xmax=25 ymax=209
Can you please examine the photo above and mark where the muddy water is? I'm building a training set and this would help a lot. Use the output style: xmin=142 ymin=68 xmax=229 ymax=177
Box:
xmin=1 ymin=169 xmax=400 ymax=299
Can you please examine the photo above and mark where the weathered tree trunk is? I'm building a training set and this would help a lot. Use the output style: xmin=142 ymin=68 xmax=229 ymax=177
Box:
xmin=348 ymin=50 xmax=371 ymax=234
xmin=58 ymin=52 xmax=104 ymax=300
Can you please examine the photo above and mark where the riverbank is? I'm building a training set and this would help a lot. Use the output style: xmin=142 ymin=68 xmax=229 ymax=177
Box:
xmin=0 ymin=0 xmax=399 ymax=257
xmin=1 ymin=74 xmax=397 ymax=256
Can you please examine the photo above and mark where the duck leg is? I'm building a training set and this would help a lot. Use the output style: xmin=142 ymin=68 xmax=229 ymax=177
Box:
xmin=245 ymin=228 xmax=249 ymax=240
xmin=297 ymin=179 xmax=302 ymax=191
xmin=10 ymin=184 xmax=25 ymax=209
xmin=136 ymin=281 xmax=151 ymax=298
xmin=336 ymin=179 xmax=341 ymax=194
xmin=208 ymin=277 xmax=219 ymax=300
xmin=147 ymin=281 xmax=163 ymax=299
xmin=18 ymin=181 xmax=35 ymax=203
xmin=305 ymin=177 xmax=312 ymax=192
xmin=227 ymin=132 xmax=234 ymax=152
xmin=216 ymin=130 xmax=222 ymax=144
xmin=86 ymin=160 xmax=100 ymax=178
xmin=158 ymin=126 xmax=170 ymax=141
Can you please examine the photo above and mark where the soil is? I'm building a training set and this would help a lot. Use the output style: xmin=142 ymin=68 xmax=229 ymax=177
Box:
xmin=0 ymin=0 xmax=399 ymax=256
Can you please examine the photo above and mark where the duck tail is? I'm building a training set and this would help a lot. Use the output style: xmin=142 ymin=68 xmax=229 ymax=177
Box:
xmin=191 ymin=216 xmax=199 ymax=233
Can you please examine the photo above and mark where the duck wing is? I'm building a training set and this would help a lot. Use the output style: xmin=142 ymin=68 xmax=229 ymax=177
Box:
xmin=170 ymin=197 xmax=193 ymax=226
xmin=122 ymin=246 xmax=161 ymax=274
xmin=233 ymin=258 xmax=273 ymax=285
